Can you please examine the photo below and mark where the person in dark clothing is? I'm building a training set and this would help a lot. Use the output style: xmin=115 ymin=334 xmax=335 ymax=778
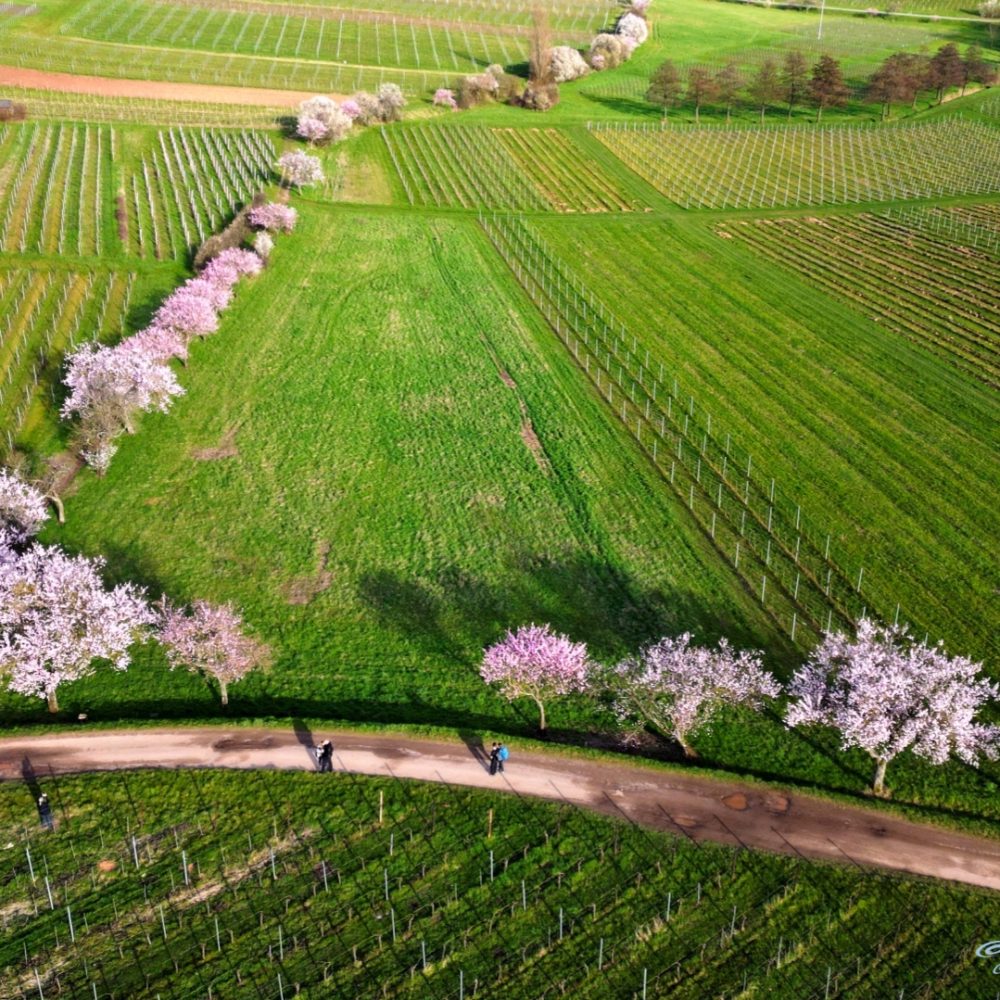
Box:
xmin=37 ymin=793 xmax=53 ymax=830
xmin=320 ymin=740 xmax=333 ymax=772
xmin=489 ymin=742 xmax=499 ymax=775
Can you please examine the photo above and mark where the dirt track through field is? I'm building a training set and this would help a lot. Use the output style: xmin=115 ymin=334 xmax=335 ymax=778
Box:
xmin=2 ymin=726 xmax=999 ymax=891
xmin=0 ymin=65 xmax=326 ymax=107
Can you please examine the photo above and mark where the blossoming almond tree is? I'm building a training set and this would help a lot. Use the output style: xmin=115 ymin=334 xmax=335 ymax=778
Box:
xmin=158 ymin=600 xmax=271 ymax=706
xmin=481 ymin=623 xmax=589 ymax=732
xmin=0 ymin=469 xmax=48 ymax=550
xmin=247 ymin=203 xmax=298 ymax=234
xmin=609 ymin=634 xmax=780 ymax=757
xmin=0 ymin=546 xmax=153 ymax=712
xmin=786 ymin=618 xmax=1000 ymax=796
xmin=278 ymin=150 xmax=325 ymax=188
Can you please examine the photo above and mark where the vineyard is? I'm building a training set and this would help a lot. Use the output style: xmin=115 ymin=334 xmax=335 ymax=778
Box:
xmin=591 ymin=120 xmax=1000 ymax=208
xmin=0 ymin=268 xmax=134 ymax=450
xmin=515 ymin=213 xmax=999 ymax=665
xmin=1 ymin=768 xmax=995 ymax=999
xmin=0 ymin=123 xmax=113 ymax=257
xmin=728 ymin=211 xmax=1000 ymax=387
xmin=382 ymin=125 xmax=648 ymax=211
xmin=124 ymin=128 xmax=274 ymax=258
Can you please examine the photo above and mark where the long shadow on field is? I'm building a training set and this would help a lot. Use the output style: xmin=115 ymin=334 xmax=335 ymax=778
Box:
xmin=356 ymin=553 xmax=757 ymax=669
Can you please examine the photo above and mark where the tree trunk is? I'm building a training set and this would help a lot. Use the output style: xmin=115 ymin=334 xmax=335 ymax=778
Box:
xmin=872 ymin=757 xmax=889 ymax=796
xmin=220 ymin=681 xmax=229 ymax=707
xmin=726 ymin=103 xmax=732 ymax=123
xmin=46 ymin=494 xmax=65 ymax=524
xmin=694 ymin=103 xmax=700 ymax=125
xmin=816 ymin=105 xmax=823 ymax=124
xmin=47 ymin=690 xmax=59 ymax=713
xmin=759 ymin=105 xmax=766 ymax=124
xmin=534 ymin=698 xmax=546 ymax=732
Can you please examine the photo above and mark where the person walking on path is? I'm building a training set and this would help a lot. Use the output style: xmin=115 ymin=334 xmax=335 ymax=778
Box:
xmin=497 ymin=743 xmax=509 ymax=774
xmin=314 ymin=740 xmax=333 ymax=772
xmin=489 ymin=742 xmax=499 ymax=775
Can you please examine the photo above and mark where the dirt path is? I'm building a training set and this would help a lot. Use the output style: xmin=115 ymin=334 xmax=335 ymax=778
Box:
xmin=0 ymin=65 xmax=326 ymax=107
xmin=2 ymin=726 xmax=999 ymax=890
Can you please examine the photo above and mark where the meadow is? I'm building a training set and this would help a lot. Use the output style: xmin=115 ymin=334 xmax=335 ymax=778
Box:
xmin=2 ymin=768 xmax=997 ymax=998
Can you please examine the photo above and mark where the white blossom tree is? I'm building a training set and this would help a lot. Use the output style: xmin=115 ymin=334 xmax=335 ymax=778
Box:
xmin=786 ymin=618 xmax=1000 ymax=796
xmin=609 ymin=634 xmax=780 ymax=757
xmin=157 ymin=600 xmax=270 ymax=706
xmin=549 ymin=46 xmax=590 ymax=83
xmin=0 ymin=470 xmax=48 ymax=550
xmin=481 ymin=623 xmax=590 ymax=731
xmin=0 ymin=545 xmax=153 ymax=712
xmin=277 ymin=150 xmax=325 ymax=188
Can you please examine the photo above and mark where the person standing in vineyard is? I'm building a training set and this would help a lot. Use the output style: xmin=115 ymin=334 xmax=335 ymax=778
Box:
xmin=489 ymin=742 xmax=500 ymax=775
xmin=497 ymin=744 xmax=509 ymax=774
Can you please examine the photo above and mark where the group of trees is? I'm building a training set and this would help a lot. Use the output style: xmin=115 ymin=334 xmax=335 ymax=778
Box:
xmin=0 ymin=472 xmax=270 ymax=712
xmin=867 ymin=44 xmax=995 ymax=117
xmin=295 ymin=86 xmax=406 ymax=145
xmin=481 ymin=621 xmax=998 ymax=797
xmin=447 ymin=1 xmax=654 ymax=113
xmin=62 ymin=194 xmax=301 ymax=473
xmin=61 ymin=246 xmax=266 ymax=474
xmin=648 ymin=43 xmax=995 ymax=123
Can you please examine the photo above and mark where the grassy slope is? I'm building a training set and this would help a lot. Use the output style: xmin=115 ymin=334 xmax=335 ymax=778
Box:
xmin=22 ymin=205 xmax=779 ymax=730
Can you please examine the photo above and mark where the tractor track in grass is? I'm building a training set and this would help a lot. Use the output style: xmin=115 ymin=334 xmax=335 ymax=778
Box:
xmin=2 ymin=726 xmax=1000 ymax=891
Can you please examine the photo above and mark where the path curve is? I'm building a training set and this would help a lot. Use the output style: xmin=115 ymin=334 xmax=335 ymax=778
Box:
xmin=0 ymin=65 xmax=329 ymax=107
xmin=2 ymin=726 xmax=999 ymax=891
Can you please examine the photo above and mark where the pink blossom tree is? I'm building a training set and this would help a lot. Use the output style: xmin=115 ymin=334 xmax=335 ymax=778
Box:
xmin=0 ymin=545 xmax=153 ymax=712
xmin=786 ymin=619 xmax=999 ymax=796
xmin=278 ymin=150 xmax=325 ymax=188
xmin=340 ymin=98 xmax=362 ymax=120
xmin=433 ymin=88 xmax=458 ymax=110
xmin=152 ymin=287 xmax=219 ymax=345
xmin=200 ymin=248 xmax=263 ymax=288
xmin=610 ymin=635 xmax=779 ymax=757
xmin=481 ymin=623 xmax=589 ymax=731
xmin=296 ymin=96 xmax=352 ymax=144
xmin=182 ymin=276 xmax=233 ymax=311
xmin=120 ymin=325 xmax=189 ymax=365
xmin=0 ymin=469 xmax=48 ymax=550
xmin=61 ymin=344 xmax=185 ymax=471
xmin=247 ymin=203 xmax=298 ymax=233
xmin=157 ymin=600 xmax=270 ymax=706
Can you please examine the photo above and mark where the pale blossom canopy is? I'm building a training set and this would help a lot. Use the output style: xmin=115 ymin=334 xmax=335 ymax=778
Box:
xmin=0 ymin=544 xmax=153 ymax=704
xmin=616 ymin=11 xmax=649 ymax=44
xmin=61 ymin=343 xmax=185 ymax=426
xmin=247 ymin=203 xmax=298 ymax=234
xmin=786 ymin=618 xmax=999 ymax=769
xmin=278 ymin=150 xmax=325 ymax=187
xmin=0 ymin=470 xmax=48 ymax=551
xmin=433 ymin=88 xmax=458 ymax=110
xmin=152 ymin=287 xmax=219 ymax=341
xmin=158 ymin=600 xmax=270 ymax=704
xmin=549 ymin=46 xmax=590 ymax=83
xmin=612 ymin=634 xmax=779 ymax=751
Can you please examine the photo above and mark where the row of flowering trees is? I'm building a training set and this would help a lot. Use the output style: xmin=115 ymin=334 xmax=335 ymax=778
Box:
xmin=481 ymin=621 xmax=999 ymax=797
xmin=0 ymin=472 xmax=269 ymax=712
xmin=61 ymin=205 xmax=297 ymax=474
xmin=294 ymin=87 xmax=406 ymax=147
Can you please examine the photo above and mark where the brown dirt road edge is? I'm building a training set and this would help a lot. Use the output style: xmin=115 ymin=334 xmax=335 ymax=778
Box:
xmin=2 ymin=726 xmax=999 ymax=891
xmin=0 ymin=65 xmax=334 ymax=107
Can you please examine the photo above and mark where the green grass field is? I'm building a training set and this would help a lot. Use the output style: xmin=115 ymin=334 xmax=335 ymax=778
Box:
xmin=2 ymin=768 xmax=997 ymax=998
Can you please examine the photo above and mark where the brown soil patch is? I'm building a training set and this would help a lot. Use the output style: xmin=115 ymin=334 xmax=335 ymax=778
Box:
xmin=191 ymin=425 xmax=239 ymax=461
xmin=98 ymin=859 xmax=117 ymax=872
xmin=765 ymin=793 xmax=790 ymax=815
xmin=722 ymin=792 xmax=748 ymax=811
xmin=284 ymin=539 xmax=333 ymax=606
xmin=45 ymin=451 xmax=84 ymax=497
xmin=520 ymin=419 xmax=550 ymax=474
xmin=0 ymin=65 xmax=326 ymax=107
